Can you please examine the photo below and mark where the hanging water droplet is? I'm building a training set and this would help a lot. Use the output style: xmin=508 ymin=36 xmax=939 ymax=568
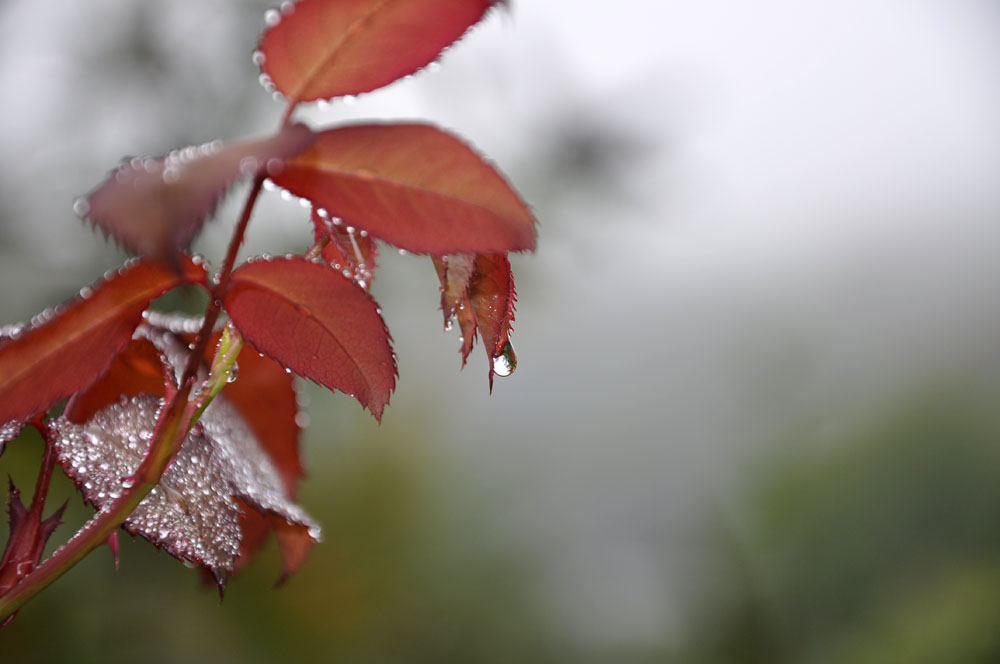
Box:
xmin=280 ymin=0 xmax=295 ymax=14
xmin=227 ymin=361 xmax=239 ymax=383
xmin=251 ymin=50 xmax=266 ymax=66
xmin=121 ymin=476 xmax=135 ymax=489
xmin=491 ymin=341 xmax=517 ymax=378
xmin=264 ymin=8 xmax=281 ymax=26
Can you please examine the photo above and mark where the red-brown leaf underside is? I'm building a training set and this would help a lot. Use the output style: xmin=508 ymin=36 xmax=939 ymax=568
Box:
xmin=51 ymin=392 xmax=319 ymax=581
xmin=0 ymin=258 xmax=205 ymax=425
xmin=468 ymin=253 xmax=516 ymax=385
xmin=258 ymin=0 xmax=500 ymax=103
xmin=432 ymin=254 xmax=477 ymax=362
xmin=82 ymin=124 xmax=314 ymax=264
xmin=272 ymin=123 xmax=536 ymax=255
xmin=224 ymin=257 xmax=396 ymax=420
xmin=432 ymin=253 xmax=515 ymax=384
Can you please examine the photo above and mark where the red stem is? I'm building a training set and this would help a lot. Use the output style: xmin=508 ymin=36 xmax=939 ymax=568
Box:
xmin=28 ymin=421 xmax=58 ymax=520
xmin=0 ymin=172 xmax=270 ymax=621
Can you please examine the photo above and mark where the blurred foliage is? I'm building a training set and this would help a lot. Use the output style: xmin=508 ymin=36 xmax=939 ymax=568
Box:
xmin=0 ymin=416 xmax=559 ymax=662
xmin=679 ymin=389 xmax=1000 ymax=664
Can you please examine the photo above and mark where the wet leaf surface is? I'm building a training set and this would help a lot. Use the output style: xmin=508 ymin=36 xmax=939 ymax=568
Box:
xmin=50 ymin=326 xmax=320 ymax=581
xmin=273 ymin=124 xmax=536 ymax=254
xmin=0 ymin=257 xmax=206 ymax=425
xmin=225 ymin=257 xmax=396 ymax=421
xmin=258 ymin=0 xmax=501 ymax=103
xmin=80 ymin=125 xmax=314 ymax=264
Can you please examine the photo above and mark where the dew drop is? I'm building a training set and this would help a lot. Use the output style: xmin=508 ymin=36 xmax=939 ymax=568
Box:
xmin=227 ymin=361 xmax=239 ymax=383
xmin=491 ymin=341 xmax=517 ymax=378
xmin=267 ymin=158 xmax=284 ymax=176
xmin=280 ymin=0 xmax=295 ymax=14
xmin=72 ymin=197 xmax=90 ymax=217
xmin=251 ymin=50 xmax=266 ymax=66
xmin=120 ymin=476 xmax=135 ymax=489
xmin=239 ymin=156 xmax=259 ymax=176
xmin=264 ymin=8 xmax=281 ymax=26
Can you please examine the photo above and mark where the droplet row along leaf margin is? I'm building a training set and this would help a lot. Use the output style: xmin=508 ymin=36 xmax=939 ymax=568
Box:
xmin=257 ymin=0 xmax=505 ymax=105
xmin=272 ymin=123 xmax=536 ymax=255
xmin=0 ymin=257 xmax=208 ymax=426
xmin=224 ymin=257 xmax=397 ymax=421
xmin=78 ymin=125 xmax=314 ymax=265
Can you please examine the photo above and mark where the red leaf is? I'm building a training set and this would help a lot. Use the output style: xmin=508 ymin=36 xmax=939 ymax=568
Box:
xmin=311 ymin=208 xmax=379 ymax=291
xmin=433 ymin=253 xmax=517 ymax=387
xmin=80 ymin=124 xmax=314 ymax=264
xmin=269 ymin=512 xmax=315 ymax=584
xmin=0 ymin=257 xmax=206 ymax=425
xmin=223 ymin=343 xmax=305 ymax=495
xmin=468 ymin=254 xmax=517 ymax=389
xmin=272 ymin=123 xmax=536 ymax=254
xmin=432 ymin=254 xmax=477 ymax=363
xmin=225 ymin=257 xmax=396 ymax=420
xmin=233 ymin=501 xmax=315 ymax=584
xmin=258 ymin=0 xmax=501 ymax=104
xmin=62 ymin=336 xmax=168 ymax=424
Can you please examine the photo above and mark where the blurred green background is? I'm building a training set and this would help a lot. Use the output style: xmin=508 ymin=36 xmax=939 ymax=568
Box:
xmin=3 ymin=0 xmax=1000 ymax=661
